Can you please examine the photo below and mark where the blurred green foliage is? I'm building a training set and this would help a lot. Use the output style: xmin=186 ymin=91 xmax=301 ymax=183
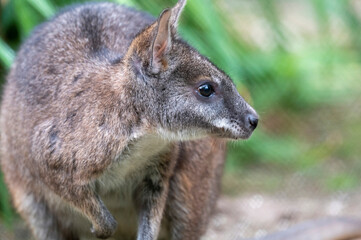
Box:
xmin=0 ymin=0 xmax=361 ymax=224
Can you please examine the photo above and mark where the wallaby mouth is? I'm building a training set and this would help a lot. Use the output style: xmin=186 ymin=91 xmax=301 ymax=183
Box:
xmin=211 ymin=109 xmax=259 ymax=140
xmin=214 ymin=114 xmax=258 ymax=140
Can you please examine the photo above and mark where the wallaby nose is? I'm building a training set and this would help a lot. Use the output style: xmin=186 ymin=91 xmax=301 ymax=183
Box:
xmin=247 ymin=114 xmax=258 ymax=130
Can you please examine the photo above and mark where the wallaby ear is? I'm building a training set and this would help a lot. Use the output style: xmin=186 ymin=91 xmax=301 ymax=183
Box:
xmin=169 ymin=0 xmax=187 ymax=28
xmin=151 ymin=0 xmax=186 ymax=73
xmin=151 ymin=9 xmax=172 ymax=73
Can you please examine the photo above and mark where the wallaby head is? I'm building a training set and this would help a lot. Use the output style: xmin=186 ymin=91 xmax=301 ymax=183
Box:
xmin=124 ymin=0 xmax=258 ymax=141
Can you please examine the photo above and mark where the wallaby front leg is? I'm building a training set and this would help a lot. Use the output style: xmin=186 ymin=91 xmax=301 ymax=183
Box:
xmin=14 ymin=191 xmax=75 ymax=240
xmin=63 ymin=186 xmax=117 ymax=239
xmin=135 ymin=173 xmax=170 ymax=240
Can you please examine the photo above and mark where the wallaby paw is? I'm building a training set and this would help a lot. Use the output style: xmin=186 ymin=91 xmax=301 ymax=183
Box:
xmin=90 ymin=216 xmax=117 ymax=239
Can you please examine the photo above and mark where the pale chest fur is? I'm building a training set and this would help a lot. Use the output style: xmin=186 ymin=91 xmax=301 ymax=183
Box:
xmin=95 ymin=134 xmax=171 ymax=196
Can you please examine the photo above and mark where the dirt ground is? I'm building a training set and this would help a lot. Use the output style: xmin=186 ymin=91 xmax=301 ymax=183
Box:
xmin=2 ymin=189 xmax=361 ymax=240
xmin=204 ymin=191 xmax=361 ymax=240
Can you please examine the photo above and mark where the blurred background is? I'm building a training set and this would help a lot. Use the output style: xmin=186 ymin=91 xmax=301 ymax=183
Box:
xmin=0 ymin=0 xmax=361 ymax=239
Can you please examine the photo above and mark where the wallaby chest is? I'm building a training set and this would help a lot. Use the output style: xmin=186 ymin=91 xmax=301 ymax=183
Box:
xmin=95 ymin=134 xmax=171 ymax=195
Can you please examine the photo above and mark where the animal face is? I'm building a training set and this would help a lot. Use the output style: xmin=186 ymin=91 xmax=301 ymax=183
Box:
xmin=152 ymin=41 xmax=258 ymax=140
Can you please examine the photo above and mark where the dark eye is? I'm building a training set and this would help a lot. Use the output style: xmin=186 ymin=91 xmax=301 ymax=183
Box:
xmin=198 ymin=83 xmax=215 ymax=97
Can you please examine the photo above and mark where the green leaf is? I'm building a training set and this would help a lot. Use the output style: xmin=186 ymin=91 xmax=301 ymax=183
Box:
xmin=0 ymin=38 xmax=14 ymax=69
xmin=27 ymin=0 xmax=56 ymax=19
xmin=13 ymin=0 xmax=43 ymax=38
xmin=0 ymin=169 xmax=14 ymax=224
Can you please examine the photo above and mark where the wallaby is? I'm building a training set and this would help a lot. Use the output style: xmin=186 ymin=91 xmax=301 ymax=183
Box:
xmin=1 ymin=1 xmax=361 ymax=240
xmin=0 ymin=0 xmax=258 ymax=239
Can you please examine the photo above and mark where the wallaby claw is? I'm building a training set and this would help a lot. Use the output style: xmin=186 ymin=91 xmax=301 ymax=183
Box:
xmin=90 ymin=217 xmax=117 ymax=239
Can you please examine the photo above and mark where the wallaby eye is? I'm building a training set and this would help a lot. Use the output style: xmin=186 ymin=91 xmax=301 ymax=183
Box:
xmin=198 ymin=83 xmax=215 ymax=97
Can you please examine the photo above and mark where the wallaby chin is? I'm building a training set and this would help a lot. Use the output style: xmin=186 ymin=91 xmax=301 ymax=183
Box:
xmin=156 ymin=127 xmax=209 ymax=142
xmin=0 ymin=0 xmax=258 ymax=240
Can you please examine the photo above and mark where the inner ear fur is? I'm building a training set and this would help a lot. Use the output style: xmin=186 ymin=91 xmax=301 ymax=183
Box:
xmin=151 ymin=8 xmax=172 ymax=72
xmin=126 ymin=0 xmax=187 ymax=74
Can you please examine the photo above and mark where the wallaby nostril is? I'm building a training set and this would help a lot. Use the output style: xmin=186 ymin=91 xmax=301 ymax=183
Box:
xmin=248 ymin=115 xmax=258 ymax=130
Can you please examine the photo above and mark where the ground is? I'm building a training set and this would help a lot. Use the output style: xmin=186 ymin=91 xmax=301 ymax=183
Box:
xmin=2 ymin=188 xmax=361 ymax=240
xmin=204 ymin=191 xmax=361 ymax=239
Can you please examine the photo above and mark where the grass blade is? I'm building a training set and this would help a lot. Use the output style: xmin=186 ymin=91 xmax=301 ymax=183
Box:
xmin=0 ymin=38 xmax=15 ymax=69
xmin=27 ymin=0 xmax=56 ymax=19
